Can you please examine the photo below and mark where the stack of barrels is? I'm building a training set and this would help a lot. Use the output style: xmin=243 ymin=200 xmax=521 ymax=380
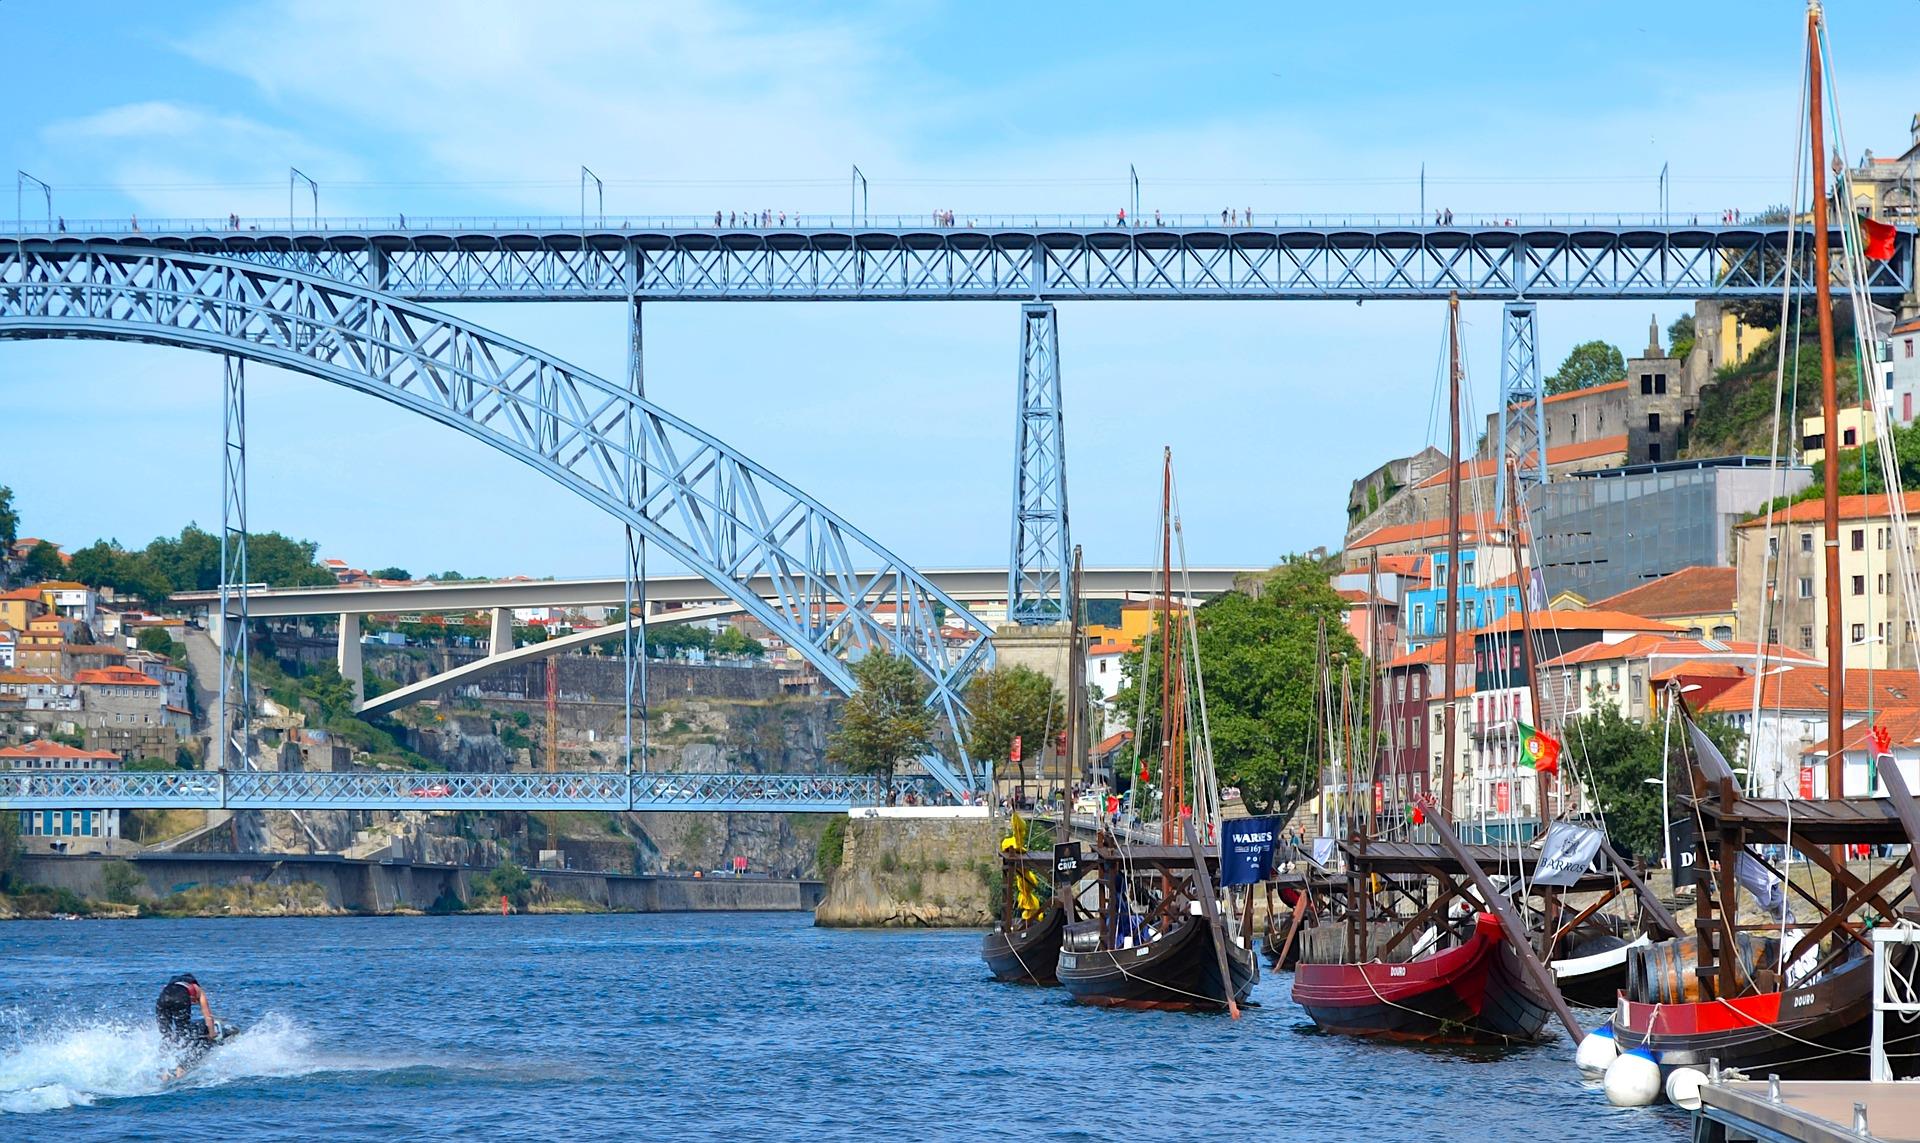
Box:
xmin=1628 ymin=934 xmax=1782 ymax=1003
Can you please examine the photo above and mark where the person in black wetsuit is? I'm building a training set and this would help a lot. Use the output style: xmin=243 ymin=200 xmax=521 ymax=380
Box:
xmin=156 ymin=974 xmax=219 ymax=1065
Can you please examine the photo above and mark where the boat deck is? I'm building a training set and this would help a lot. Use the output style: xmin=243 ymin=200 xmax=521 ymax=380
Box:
xmin=1697 ymin=1079 xmax=1920 ymax=1142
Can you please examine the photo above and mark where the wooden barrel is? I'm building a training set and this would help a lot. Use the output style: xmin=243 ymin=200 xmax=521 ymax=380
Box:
xmin=1638 ymin=934 xmax=1778 ymax=1004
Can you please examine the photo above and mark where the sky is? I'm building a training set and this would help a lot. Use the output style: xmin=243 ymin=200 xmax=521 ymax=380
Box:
xmin=2 ymin=0 xmax=1914 ymax=581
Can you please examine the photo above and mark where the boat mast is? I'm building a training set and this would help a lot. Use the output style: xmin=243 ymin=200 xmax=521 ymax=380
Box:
xmin=1366 ymin=551 xmax=1382 ymax=837
xmin=1064 ymin=545 xmax=1084 ymax=850
xmin=1441 ymin=291 xmax=1464 ymax=822
xmin=1807 ymin=2 xmax=1849 ymax=890
xmin=1506 ymin=464 xmax=1549 ymax=834
xmin=1159 ymin=447 xmax=1178 ymax=845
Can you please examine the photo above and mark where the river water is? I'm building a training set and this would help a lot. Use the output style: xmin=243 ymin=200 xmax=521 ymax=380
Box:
xmin=0 ymin=913 xmax=1687 ymax=1141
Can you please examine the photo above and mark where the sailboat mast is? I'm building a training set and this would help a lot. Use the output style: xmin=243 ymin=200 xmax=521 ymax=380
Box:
xmin=1441 ymin=292 xmax=1463 ymax=822
xmin=1507 ymin=463 xmax=1548 ymax=833
xmin=1366 ymin=551 xmax=1382 ymax=837
xmin=1159 ymin=447 xmax=1177 ymax=845
xmin=1807 ymin=4 xmax=1846 ymax=812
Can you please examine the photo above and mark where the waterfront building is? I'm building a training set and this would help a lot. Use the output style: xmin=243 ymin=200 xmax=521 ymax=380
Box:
xmin=0 ymin=623 xmax=13 ymax=670
xmin=35 ymin=581 xmax=99 ymax=632
xmin=1802 ymin=404 xmax=1877 ymax=468
xmin=1377 ymin=635 xmax=1472 ymax=811
xmin=1536 ymin=634 xmax=1815 ymax=730
xmin=1398 ymin=539 xmax=1522 ymax=648
xmin=75 ymin=664 xmax=183 ymax=760
xmin=0 ymin=586 xmax=46 ymax=631
xmin=1699 ymin=665 xmax=1920 ymax=797
xmin=1 ymin=738 xmax=123 ymax=851
xmin=1533 ymin=455 xmax=1809 ymax=603
xmin=15 ymin=641 xmax=127 ymax=677
xmin=1732 ymin=491 xmax=1920 ymax=669
xmin=1801 ymin=706 xmax=1920 ymax=800
xmin=1885 ymin=314 xmax=1920 ymax=423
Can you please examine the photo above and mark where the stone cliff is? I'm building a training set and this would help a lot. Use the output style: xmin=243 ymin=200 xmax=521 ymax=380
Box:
xmin=814 ymin=815 xmax=1000 ymax=927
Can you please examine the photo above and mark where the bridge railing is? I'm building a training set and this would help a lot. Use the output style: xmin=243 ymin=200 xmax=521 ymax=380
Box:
xmin=3 ymin=211 xmax=1809 ymax=235
xmin=0 ymin=770 xmax=935 ymax=811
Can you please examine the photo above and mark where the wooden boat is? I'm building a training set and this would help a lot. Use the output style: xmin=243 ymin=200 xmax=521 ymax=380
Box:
xmin=1294 ymin=911 xmax=1547 ymax=1042
xmin=1058 ymin=910 xmax=1257 ymax=1010
xmin=982 ymin=897 xmax=1067 ymax=985
xmin=1550 ymin=931 xmax=1649 ymax=1009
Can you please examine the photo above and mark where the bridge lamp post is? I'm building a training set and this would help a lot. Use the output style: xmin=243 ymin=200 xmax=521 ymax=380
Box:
xmin=580 ymin=166 xmax=603 ymax=228
xmin=289 ymin=168 xmax=318 ymax=229
xmin=850 ymin=165 xmax=867 ymax=227
xmin=15 ymin=171 xmax=51 ymax=234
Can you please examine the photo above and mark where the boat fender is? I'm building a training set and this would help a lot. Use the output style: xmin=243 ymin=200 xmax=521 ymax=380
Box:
xmin=1664 ymin=1067 xmax=1707 ymax=1111
xmin=1603 ymin=1047 xmax=1661 ymax=1107
xmin=1575 ymin=1023 xmax=1618 ymax=1078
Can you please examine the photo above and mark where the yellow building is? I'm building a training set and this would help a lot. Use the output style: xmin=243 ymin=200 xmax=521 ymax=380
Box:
xmin=1802 ymin=405 xmax=1877 ymax=468
xmin=1088 ymin=600 xmax=1191 ymax=649
xmin=0 ymin=588 xmax=46 ymax=632
xmin=1713 ymin=309 xmax=1769 ymax=374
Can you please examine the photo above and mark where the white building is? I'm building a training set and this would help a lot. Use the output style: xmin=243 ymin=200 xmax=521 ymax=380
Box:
xmin=1699 ymin=665 xmax=1918 ymax=797
xmin=2 ymin=738 xmax=123 ymax=851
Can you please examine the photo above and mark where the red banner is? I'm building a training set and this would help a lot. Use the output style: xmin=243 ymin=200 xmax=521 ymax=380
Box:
xmin=1373 ymin=781 xmax=1384 ymax=815
xmin=1495 ymin=782 xmax=1511 ymax=816
xmin=1799 ymin=765 xmax=1815 ymax=799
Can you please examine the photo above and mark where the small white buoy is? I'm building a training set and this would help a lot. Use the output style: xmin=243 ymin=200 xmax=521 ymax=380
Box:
xmin=1603 ymin=1046 xmax=1662 ymax=1107
xmin=1576 ymin=1024 xmax=1619 ymax=1077
xmin=1664 ymin=1067 xmax=1707 ymax=1111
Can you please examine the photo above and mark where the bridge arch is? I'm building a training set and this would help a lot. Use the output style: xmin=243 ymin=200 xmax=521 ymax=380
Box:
xmin=0 ymin=243 xmax=991 ymax=789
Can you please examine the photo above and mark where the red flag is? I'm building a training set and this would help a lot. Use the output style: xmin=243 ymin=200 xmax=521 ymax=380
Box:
xmin=1871 ymin=724 xmax=1893 ymax=757
xmin=1411 ymin=804 xmax=1425 ymax=825
xmin=1009 ymin=735 xmax=1022 ymax=763
xmin=1862 ymin=216 xmax=1898 ymax=261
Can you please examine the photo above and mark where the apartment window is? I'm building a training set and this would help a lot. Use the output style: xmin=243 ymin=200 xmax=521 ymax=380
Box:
xmin=1853 ymin=529 xmax=1866 ymax=551
xmin=1609 ymin=665 xmax=1620 ymax=687
xmin=1844 ymin=428 xmax=1859 ymax=447
xmin=1880 ymin=573 xmax=1891 ymax=595
xmin=1879 ymin=527 xmax=1891 ymax=550
xmin=1853 ymin=575 xmax=1866 ymax=596
xmin=1879 ymin=622 xmax=1888 ymax=642
xmin=1801 ymin=625 xmax=1815 ymax=650
xmin=1649 ymin=443 xmax=1662 ymax=462
xmin=1768 ymin=626 xmax=1780 ymax=643
xmin=1799 ymin=577 xmax=1814 ymax=599
xmin=1802 ymin=532 xmax=1815 ymax=554
xmin=1640 ymin=374 xmax=1654 ymax=395
xmin=1647 ymin=412 xmax=1661 ymax=433
xmin=1768 ymin=536 xmax=1779 ymax=556
xmin=1853 ymin=623 xmax=1867 ymax=644
xmin=1654 ymin=374 xmax=1667 ymax=394
xmin=1713 ymin=624 xmax=1734 ymax=640
xmin=1563 ymin=674 xmax=1573 ymax=697
xmin=1396 ymin=676 xmax=1406 ymax=700
xmin=1907 ymin=338 xmax=1914 ymax=359
xmin=1461 ymin=560 xmax=1475 ymax=586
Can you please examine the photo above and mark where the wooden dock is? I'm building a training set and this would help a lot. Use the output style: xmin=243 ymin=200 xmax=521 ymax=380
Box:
xmin=1697 ymin=1078 xmax=1920 ymax=1142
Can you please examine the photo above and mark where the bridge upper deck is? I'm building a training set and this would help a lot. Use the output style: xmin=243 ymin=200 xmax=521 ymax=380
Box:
xmin=6 ymin=215 xmax=1907 ymax=301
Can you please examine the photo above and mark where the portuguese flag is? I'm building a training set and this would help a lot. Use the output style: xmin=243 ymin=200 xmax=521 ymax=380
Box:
xmin=1517 ymin=721 xmax=1561 ymax=776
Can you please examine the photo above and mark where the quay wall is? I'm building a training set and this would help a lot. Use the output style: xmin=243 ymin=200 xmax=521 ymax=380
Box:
xmin=14 ymin=853 xmax=822 ymax=914
xmin=814 ymin=810 xmax=1000 ymax=928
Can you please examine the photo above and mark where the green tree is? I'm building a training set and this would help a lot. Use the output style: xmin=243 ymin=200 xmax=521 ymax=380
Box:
xmin=135 ymin=627 xmax=177 ymax=656
xmin=22 ymin=540 xmax=64 ymax=582
xmin=963 ymin=665 xmax=1064 ymax=775
xmin=371 ymin=566 xmax=411 ymax=581
xmin=301 ymin=662 xmax=358 ymax=720
xmin=1116 ymin=557 xmax=1357 ymax=817
xmin=1545 ymin=340 xmax=1627 ymax=396
xmin=125 ymin=757 xmax=179 ymax=771
xmin=141 ymin=524 xmax=332 ymax=591
xmin=100 ymin=860 xmax=144 ymax=904
xmin=69 ymin=541 xmax=173 ymax=603
xmin=0 ymin=485 xmax=17 ymax=550
xmin=712 ymin=627 xmax=765 ymax=659
xmin=476 ymin=860 xmax=533 ymax=908
xmin=828 ymin=651 xmax=935 ymax=798
xmin=1565 ymin=700 xmax=1743 ymax=862
xmin=1667 ymin=313 xmax=1697 ymax=361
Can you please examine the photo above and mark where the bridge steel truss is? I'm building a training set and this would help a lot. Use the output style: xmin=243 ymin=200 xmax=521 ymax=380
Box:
xmin=1494 ymin=301 xmax=1546 ymax=514
xmin=1008 ymin=303 xmax=1069 ymax=625
xmin=0 ymin=243 xmax=993 ymax=795
xmin=0 ymin=770 xmax=928 ymax=813
xmin=55 ymin=224 xmax=1914 ymax=301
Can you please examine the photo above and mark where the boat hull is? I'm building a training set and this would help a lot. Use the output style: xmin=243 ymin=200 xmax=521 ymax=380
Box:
xmin=1552 ymin=934 xmax=1647 ymax=1010
xmin=1056 ymin=915 xmax=1258 ymax=1011
xmin=1612 ymin=953 xmax=1920 ymax=1079
xmin=981 ymin=906 xmax=1066 ymax=985
xmin=1291 ymin=912 xmax=1551 ymax=1045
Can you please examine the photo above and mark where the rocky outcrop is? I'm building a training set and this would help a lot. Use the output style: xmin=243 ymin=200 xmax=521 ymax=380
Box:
xmin=814 ymin=816 xmax=1000 ymax=927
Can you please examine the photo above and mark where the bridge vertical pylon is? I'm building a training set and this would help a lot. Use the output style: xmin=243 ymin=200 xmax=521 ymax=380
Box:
xmin=217 ymin=354 xmax=264 ymax=852
xmin=1494 ymin=301 xmax=1546 ymax=518
xmin=623 ymin=297 xmax=649 ymax=777
xmin=1008 ymin=303 xmax=1070 ymax=625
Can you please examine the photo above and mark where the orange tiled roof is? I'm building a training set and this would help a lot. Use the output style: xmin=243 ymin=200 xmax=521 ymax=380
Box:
xmin=1698 ymin=666 xmax=1920 ymax=716
xmin=1372 ymin=554 xmax=1428 ymax=577
xmin=1093 ymin=730 xmax=1134 ymax=755
xmin=0 ymin=738 xmax=118 ymax=761
xmin=1415 ymin=435 xmax=1629 ymax=490
xmin=1734 ymin=492 xmax=1920 ymax=528
xmin=1386 ymin=634 xmax=1476 ymax=669
xmin=1593 ymin=567 xmax=1737 ymax=620
xmin=1542 ymin=380 xmax=1629 ymax=406
xmin=35 ymin=581 xmax=88 ymax=591
xmin=1539 ymin=633 xmax=1670 ymax=668
xmin=1479 ymin=609 xmax=1681 ymax=636
xmin=0 ymin=671 xmax=69 ymax=686
xmin=1347 ymin=511 xmax=1511 ymax=552
xmin=1087 ymin=641 xmax=1129 ymax=656
xmin=1651 ymin=659 xmax=1747 ymax=683
xmin=0 ymin=588 xmax=44 ymax=603
xmin=74 ymin=666 xmax=160 ymax=687
xmin=1813 ymin=707 xmax=1920 ymax=755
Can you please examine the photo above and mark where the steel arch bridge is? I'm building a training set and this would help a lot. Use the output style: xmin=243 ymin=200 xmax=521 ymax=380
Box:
xmin=0 ymin=243 xmax=992 ymax=795
xmin=21 ymin=221 xmax=1915 ymax=301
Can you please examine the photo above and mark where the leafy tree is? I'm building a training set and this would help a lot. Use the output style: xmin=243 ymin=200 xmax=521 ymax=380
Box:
xmin=372 ymin=566 xmax=411 ymax=581
xmin=22 ymin=540 xmax=64 ymax=582
xmin=125 ymin=757 xmax=179 ymax=771
xmin=1667 ymin=313 xmax=1696 ymax=361
xmin=135 ymin=627 xmax=176 ymax=655
xmin=511 ymin=710 xmax=532 ymax=729
xmin=1116 ymin=558 xmax=1357 ymax=817
xmin=712 ymin=626 xmax=765 ymax=659
xmin=476 ymin=860 xmax=533 ymax=908
xmin=100 ymin=860 xmax=144 ymax=904
xmin=0 ymin=485 xmax=16 ymax=550
xmin=300 ymin=662 xmax=359 ymax=720
xmin=1545 ymin=340 xmax=1626 ymax=396
xmin=963 ymin=665 xmax=1064 ymax=776
xmin=68 ymin=541 xmax=173 ymax=603
xmin=1564 ymin=698 xmax=1740 ymax=862
xmin=828 ymin=651 xmax=935 ymax=798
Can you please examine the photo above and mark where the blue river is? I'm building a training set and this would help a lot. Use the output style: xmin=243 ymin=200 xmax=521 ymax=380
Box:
xmin=1 ymin=913 xmax=1688 ymax=1141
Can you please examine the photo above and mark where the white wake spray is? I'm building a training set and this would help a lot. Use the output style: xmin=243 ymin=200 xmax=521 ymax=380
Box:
xmin=0 ymin=1012 xmax=333 ymax=1114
